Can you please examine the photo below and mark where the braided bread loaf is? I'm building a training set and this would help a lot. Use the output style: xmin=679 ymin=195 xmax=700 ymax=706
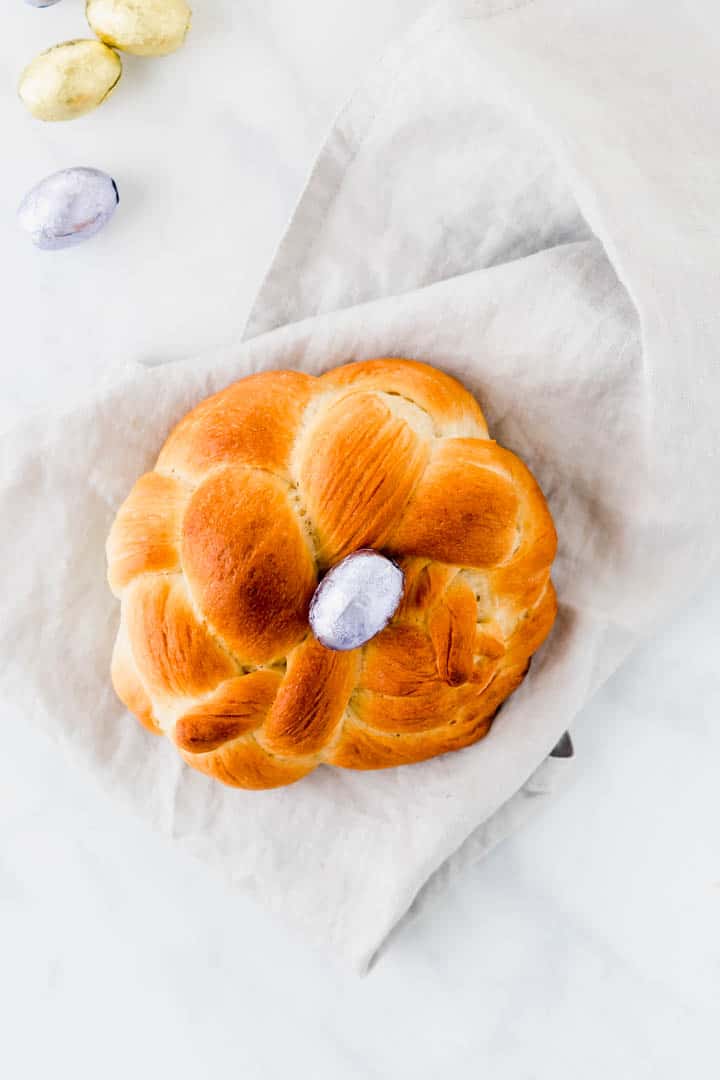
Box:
xmin=107 ymin=359 xmax=557 ymax=789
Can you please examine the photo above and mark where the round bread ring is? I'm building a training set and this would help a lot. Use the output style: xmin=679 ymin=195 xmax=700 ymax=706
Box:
xmin=107 ymin=359 xmax=557 ymax=789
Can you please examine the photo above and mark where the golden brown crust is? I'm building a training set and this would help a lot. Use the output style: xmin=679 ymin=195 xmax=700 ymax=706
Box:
xmin=473 ymin=622 xmax=506 ymax=660
xmin=388 ymin=439 xmax=519 ymax=568
xmin=506 ymin=579 xmax=558 ymax=665
xmin=488 ymin=447 xmax=558 ymax=611
xmin=182 ymin=736 xmax=315 ymax=790
xmin=261 ymin=637 xmax=358 ymax=756
xmin=157 ymin=370 xmax=317 ymax=483
xmin=111 ymin=628 xmax=161 ymax=735
xmin=351 ymin=647 xmax=501 ymax=736
xmin=296 ymin=391 xmax=429 ymax=565
xmin=428 ymin=576 xmax=477 ymax=686
xmin=325 ymin=704 xmax=495 ymax=769
xmin=394 ymin=558 xmax=455 ymax=624
xmin=318 ymin=358 xmax=489 ymax=437
xmin=174 ymin=669 xmax=282 ymax=753
xmin=358 ymin=624 xmax=439 ymax=697
xmin=108 ymin=358 xmax=558 ymax=788
xmin=124 ymin=575 xmax=236 ymax=701
xmin=106 ymin=471 xmax=187 ymax=595
xmin=328 ymin=660 xmax=528 ymax=771
xmin=181 ymin=465 xmax=316 ymax=665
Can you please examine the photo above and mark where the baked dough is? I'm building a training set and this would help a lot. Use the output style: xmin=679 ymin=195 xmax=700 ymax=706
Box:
xmin=107 ymin=359 xmax=557 ymax=789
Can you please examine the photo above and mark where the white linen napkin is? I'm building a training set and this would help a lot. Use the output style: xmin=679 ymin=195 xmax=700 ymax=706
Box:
xmin=2 ymin=0 xmax=719 ymax=972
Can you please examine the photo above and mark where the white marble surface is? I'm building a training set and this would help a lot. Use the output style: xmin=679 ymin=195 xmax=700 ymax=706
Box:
xmin=2 ymin=2 xmax=718 ymax=1076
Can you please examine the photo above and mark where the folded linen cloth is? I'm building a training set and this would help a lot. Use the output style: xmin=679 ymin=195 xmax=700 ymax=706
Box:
xmin=2 ymin=0 xmax=719 ymax=972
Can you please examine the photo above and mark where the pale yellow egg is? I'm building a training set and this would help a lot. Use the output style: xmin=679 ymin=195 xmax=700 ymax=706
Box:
xmin=86 ymin=0 xmax=192 ymax=58
xmin=18 ymin=39 xmax=122 ymax=122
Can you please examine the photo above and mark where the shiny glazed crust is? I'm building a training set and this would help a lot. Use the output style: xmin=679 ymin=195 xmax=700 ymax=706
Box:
xmin=107 ymin=359 xmax=557 ymax=789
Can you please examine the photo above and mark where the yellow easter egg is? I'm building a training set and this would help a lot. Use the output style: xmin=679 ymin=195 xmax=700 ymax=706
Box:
xmin=19 ymin=39 xmax=122 ymax=122
xmin=86 ymin=0 xmax=192 ymax=57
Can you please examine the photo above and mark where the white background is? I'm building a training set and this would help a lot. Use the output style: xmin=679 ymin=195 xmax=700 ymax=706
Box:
xmin=2 ymin=2 xmax=718 ymax=1077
